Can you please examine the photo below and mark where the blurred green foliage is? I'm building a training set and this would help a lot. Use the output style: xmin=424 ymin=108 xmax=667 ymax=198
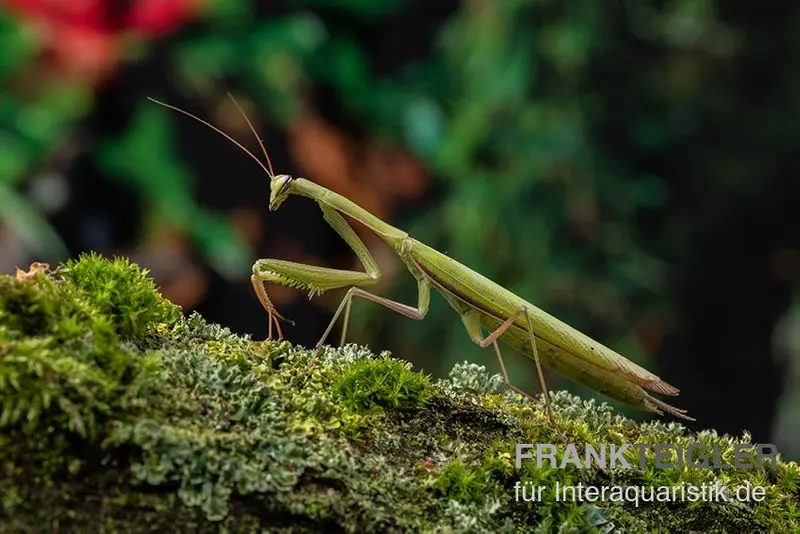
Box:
xmin=95 ymin=104 xmax=252 ymax=278
xmin=0 ymin=9 xmax=88 ymax=259
xmin=0 ymin=7 xmax=253 ymax=275
xmin=1 ymin=0 xmax=797 ymax=419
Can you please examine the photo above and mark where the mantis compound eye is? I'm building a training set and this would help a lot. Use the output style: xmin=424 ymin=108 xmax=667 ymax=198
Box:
xmin=269 ymin=175 xmax=294 ymax=211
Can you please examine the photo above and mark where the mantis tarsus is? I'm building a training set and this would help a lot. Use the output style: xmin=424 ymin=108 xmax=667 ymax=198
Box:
xmin=148 ymin=95 xmax=693 ymax=425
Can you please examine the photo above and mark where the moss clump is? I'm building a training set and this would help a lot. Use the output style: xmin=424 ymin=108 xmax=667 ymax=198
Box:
xmin=1 ymin=254 xmax=798 ymax=532
xmin=334 ymin=356 xmax=435 ymax=412
xmin=0 ymin=255 xmax=179 ymax=460
xmin=434 ymin=459 xmax=497 ymax=504
xmin=57 ymin=252 xmax=182 ymax=344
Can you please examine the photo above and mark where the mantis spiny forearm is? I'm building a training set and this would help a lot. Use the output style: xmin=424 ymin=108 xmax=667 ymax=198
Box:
xmin=149 ymin=95 xmax=693 ymax=425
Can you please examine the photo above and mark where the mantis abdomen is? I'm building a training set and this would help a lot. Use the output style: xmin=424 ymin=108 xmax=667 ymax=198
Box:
xmin=409 ymin=240 xmax=688 ymax=419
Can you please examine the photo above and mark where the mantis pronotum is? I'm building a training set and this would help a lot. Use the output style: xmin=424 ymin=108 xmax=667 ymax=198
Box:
xmin=148 ymin=95 xmax=693 ymax=425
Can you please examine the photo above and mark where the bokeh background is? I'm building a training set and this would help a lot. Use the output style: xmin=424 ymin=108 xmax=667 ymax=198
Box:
xmin=1 ymin=0 xmax=799 ymax=458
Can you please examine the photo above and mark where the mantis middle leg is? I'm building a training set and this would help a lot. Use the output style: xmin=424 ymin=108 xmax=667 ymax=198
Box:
xmin=311 ymin=277 xmax=431 ymax=361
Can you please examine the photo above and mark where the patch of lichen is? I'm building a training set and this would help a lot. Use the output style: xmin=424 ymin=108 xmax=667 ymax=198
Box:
xmin=1 ymin=255 xmax=798 ymax=532
xmin=459 ymin=371 xmax=800 ymax=532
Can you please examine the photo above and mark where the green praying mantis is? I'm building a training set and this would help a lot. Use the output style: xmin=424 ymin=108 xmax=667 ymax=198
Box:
xmin=148 ymin=96 xmax=693 ymax=425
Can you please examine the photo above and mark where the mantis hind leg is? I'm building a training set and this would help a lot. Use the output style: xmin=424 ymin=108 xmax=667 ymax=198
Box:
xmin=461 ymin=307 xmax=556 ymax=426
xmin=489 ymin=340 xmax=556 ymax=426
xmin=488 ymin=341 xmax=543 ymax=408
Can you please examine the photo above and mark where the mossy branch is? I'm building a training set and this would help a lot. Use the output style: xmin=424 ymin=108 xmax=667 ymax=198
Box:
xmin=0 ymin=254 xmax=798 ymax=532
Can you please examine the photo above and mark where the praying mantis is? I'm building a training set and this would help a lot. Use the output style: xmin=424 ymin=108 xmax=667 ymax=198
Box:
xmin=148 ymin=96 xmax=693 ymax=425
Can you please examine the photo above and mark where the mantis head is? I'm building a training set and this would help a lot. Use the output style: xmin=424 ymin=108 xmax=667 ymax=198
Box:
xmin=269 ymin=174 xmax=293 ymax=211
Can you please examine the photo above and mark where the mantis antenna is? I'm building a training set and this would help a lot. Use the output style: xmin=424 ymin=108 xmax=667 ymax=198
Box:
xmin=146 ymin=95 xmax=275 ymax=179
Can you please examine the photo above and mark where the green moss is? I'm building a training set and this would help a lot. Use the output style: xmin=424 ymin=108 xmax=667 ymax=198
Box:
xmin=334 ymin=355 xmax=435 ymax=412
xmin=0 ymin=256 xmax=174 ymax=445
xmin=0 ymin=254 xmax=798 ymax=532
xmin=434 ymin=459 xmax=497 ymax=503
xmin=58 ymin=252 xmax=182 ymax=344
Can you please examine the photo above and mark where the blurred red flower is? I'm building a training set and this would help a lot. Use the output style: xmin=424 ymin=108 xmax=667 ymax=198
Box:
xmin=126 ymin=0 xmax=204 ymax=36
xmin=1 ymin=0 xmax=204 ymax=81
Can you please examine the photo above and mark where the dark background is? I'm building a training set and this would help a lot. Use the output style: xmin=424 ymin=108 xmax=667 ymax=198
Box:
xmin=1 ymin=1 xmax=798 ymax=457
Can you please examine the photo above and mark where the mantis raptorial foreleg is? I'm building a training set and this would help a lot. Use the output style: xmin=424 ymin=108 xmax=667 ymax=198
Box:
xmin=251 ymin=201 xmax=381 ymax=339
xmin=251 ymin=273 xmax=287 ymax=340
